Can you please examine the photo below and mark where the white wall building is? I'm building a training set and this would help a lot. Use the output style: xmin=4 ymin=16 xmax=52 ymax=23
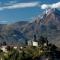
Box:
xmin=28 ymin=40 xmax=38 ymax=47
xmin=14 ymin=46 xmax=17 ymax=49
xmin=33 ymin=41 xmax=38 ymax=47
xmin=0 ymin=46 xmax=8 ymax=53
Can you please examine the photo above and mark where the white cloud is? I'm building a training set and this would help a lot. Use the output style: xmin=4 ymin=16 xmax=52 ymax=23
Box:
xmin=0 ymin=21 xmax=8 ymax=24
xmin=0 ymin=2 xmax=39 ymax=10
xmin=41 ymin=4 xmax=50 ymax=9
xmin=41 ymin=2 xmax=60 ymax=9
xmin=4 ymin=1 xmax=17 ymax=5
xmin=52 ymin=2 xmax=60 ymax=8
xmin=0 ymin=1 xmax=60 ymax=11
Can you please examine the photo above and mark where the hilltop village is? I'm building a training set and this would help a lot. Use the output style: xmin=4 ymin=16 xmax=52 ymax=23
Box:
xmin=0 ymin=35 xmax=49 ymax=52
xmin=0 ymin=35 xmax=60 ymax=60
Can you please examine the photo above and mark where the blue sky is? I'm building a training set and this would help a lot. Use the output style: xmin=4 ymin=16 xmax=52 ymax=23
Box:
xmin=0 ymin=0 xmax=60 ymax=24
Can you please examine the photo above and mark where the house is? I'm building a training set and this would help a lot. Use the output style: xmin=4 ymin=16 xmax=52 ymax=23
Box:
xmin=28 ymin=34 xmax=38 ymax=47
xmin=32 ymin=41 xmax=38 ymax=47
xmin=0 ymin=46 xmax=8 ymax=53
xmin=28 ymin=40 xmax=38 ymax=47
xmin=14 ymin=46 xmax=17 ymax=49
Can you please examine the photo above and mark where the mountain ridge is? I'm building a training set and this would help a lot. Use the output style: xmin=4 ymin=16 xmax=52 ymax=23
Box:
xmin=0 ymin=9 xmax=60 ymax=47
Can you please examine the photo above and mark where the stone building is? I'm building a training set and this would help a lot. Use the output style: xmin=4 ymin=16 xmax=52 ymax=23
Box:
xmin=28 ymin=34 xmax=48 ymax=47
xmin=28 ymin=34 xmax=38 ymax=47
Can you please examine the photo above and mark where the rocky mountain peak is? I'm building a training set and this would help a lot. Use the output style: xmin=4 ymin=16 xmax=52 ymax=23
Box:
xmin=45 ymin=8 xmax=60 ymax=16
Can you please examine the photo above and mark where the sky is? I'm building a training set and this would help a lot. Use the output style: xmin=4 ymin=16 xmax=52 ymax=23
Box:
xmin=0 ymin=0 xmax=60 ymax=24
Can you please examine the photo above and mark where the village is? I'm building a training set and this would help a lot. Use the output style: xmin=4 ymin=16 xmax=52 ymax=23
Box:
xmin=0 ymin=34 xmax=60 ymax=60
xmin=0 ymin=35 xmax=48 ymax=53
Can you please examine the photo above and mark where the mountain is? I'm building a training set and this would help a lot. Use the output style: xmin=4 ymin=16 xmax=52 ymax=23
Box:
xmin=0 ymin=21 xmax=29 ymax=45
xmin=0 ymin=9 xmax=60 ymax=47
xmin=42 ymin=9 xmax=60 ymax=47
